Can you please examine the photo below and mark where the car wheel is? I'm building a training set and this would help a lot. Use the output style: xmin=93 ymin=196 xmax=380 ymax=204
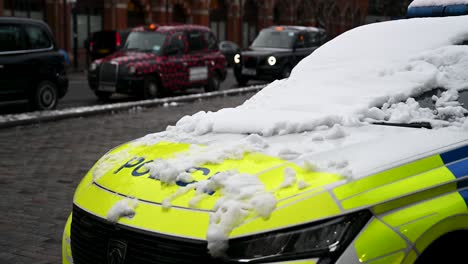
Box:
xmin=143 ymin=76 xmax=162 ymax=99
xmin=95 ymin=91 xmax=112 ymax=102
xmin=31 ymin=81 xmax=58 ymax=110
xmin=281 ymin=66 xmax=292 ymax=79
xmin=205 ymin=71 xmax=220 ymax=92
xmin=235 ymin=75 xmax=249 ymax=87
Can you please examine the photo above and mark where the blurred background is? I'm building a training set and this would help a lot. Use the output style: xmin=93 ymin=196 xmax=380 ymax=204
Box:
xmin=0 ymin=0 xmax=413 ymax=71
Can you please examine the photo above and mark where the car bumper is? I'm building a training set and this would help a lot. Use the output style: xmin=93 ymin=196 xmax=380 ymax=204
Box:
xmin=61 ymin=212 xmax=321 ymax=264
xmin=234 ymin=64 xmax=283 ymax=81
xmin=88 ymin=72 xmax=145 ymax=94
xmin=57 ymin=73 xmax=69 ymax=98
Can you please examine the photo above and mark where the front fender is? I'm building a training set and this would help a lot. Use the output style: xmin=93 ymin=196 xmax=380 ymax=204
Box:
xmin=62 ymin=213 xmax=73 ymax=264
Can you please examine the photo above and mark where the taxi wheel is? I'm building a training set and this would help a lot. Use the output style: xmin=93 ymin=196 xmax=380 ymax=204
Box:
xmin=281 ymin=66 xmax=292 ymax=79
xmin=31 ymin=81 xmax=58 ymax=110
xmin=95 ymin=91 xmax=112 ymax=102
xmin=143 ymin=76 xmax=162 ymax=99
xmin=205 ymin=72 xmax=220 ymax=92
xmin=235 ymin=75 xmax=249 ymax=87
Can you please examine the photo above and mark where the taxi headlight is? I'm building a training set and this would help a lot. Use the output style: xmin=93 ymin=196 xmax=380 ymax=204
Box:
xmin=226 ymin=210 xmax=371 ymax=262
xmin=234 ymin=54 xmax=241 ymax=64
xmin=268 ymin=56 xmax=276 ymax=66
xmin=128 ymin=65 xmax=136 ymax=74
xmin=89 ymin=62 xmax=97 ymax=71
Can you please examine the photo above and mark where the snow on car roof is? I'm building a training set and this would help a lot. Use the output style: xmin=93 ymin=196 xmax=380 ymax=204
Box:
xmin=175 ymin=15 xmax=468 ymax=136
xmin=409 ymin=0 xmax=468 ymax=7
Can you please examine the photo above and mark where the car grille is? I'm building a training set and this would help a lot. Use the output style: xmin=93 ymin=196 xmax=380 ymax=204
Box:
xmin=100 ymin=62 xmax=118 ymax=84
xmin=71 ymin=205 xmax=218 ymax=264
xmin=243 ymin=56 xmax=257 ymax=69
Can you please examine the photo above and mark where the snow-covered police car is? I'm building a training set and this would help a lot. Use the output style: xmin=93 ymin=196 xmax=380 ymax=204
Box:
xmin=64 ymin=2 xmax=468 ymax=264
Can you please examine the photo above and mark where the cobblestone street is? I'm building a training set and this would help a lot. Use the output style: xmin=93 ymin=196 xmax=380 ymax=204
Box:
xmin=0 ymin=93 xmax=253 ymax=264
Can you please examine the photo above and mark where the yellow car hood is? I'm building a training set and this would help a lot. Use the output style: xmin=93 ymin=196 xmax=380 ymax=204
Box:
xmin=73 ymin=127 xmax=468 ymax=239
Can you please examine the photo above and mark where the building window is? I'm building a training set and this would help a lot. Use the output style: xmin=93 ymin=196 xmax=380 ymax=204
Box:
xmin=209 ymin=0 xmax=227 ymax=41
xmin=4 ymin=0 xmax=45 ymax=20
xmin=243 ymin=0 xmax=258 ymax=48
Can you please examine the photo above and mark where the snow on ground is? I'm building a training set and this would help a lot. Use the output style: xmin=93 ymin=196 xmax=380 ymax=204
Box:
xmin=167 ymin=16 xmax=468 ymax=136
xmin=409 ymin=0 xmax=468 ymax=7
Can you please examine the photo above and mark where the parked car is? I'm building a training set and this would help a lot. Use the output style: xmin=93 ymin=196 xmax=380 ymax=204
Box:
xmin=0 ymin=17 xmax=68 ymax=110
xmin=84 ymin=30 xmax=130 ymax=61
xmin=63 ymin=10 xmax=468 ymax=264
xmin=219 ymin=40 xmax=240 ymax=66
xmin=233 ymin=25 xmax=326 ymax=86
xmin=87 ymin=24 xmax=227 ymax=101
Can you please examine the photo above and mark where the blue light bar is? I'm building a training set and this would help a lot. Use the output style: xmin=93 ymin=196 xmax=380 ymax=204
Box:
xmin=407 ymin=4 xmax=468 ymax=17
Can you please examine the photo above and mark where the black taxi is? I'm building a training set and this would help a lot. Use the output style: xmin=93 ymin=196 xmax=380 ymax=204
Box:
xmin=0 ymin=17 xmax=68 ymax=110
xmin=233 ymin=26 xmax=326 ymax=86
xmin=88 ymin=24 xmax=227 ymax=101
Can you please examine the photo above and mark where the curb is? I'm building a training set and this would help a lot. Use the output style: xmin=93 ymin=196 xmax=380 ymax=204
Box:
xmin=0 ymin=85 xmax=266 ymax=129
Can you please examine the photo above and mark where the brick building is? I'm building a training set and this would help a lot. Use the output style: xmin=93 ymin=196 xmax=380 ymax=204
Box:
xmin=0 ymin=0 xmax=408 ymax=68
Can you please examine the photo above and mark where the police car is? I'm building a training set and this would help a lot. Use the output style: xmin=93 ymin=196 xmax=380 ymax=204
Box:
xmin=233 ymin=26 xmax=326 ymax=86
xmin=63 ymin=3 xmax=468 ymax=264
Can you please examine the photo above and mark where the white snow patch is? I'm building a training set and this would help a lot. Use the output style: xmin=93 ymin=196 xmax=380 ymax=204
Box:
xmin=278 ymin=167 xmax=297 ymax=189
xmin=304 ymin=159 xmax=353 ymax=178
xmin=462 ymin=119 xmax=468 ymax=130
xmin=93 ymin=150 xmax=132 ymax=181
xmin=107 ymin=198 xmax=138 ymax=223
xmin=145 ymin=134 xmax=268 ymax=184
xmin=162 ymin=16 xmax=468 ymax=136
xmin=156 ymin=169 xmax=277 ymax=257
xmin=297 ymin=180 xmax=310 ymax=190
xmin=277 ymin=148 xmax=302 ymax=160
xmin=384 ymin=98 xmax=435 ymax=123
xmin=409 ymin=0 xmax=468 ymax=7
xmin=204 ymin=171 xmax=276 ymax=257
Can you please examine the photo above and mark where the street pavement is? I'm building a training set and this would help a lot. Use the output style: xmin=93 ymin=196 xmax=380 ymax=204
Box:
xmin=0 ymin=92 xmax=254 ymax=264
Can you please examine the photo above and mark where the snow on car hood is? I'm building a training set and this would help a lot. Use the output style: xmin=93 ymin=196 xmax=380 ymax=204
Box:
xmin=172 ymin=15 xmax=468 ymax=136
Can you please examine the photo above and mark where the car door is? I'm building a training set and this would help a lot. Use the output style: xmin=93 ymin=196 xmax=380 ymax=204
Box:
xmin=0 ymin=22 xmax=29 ymax=101
xmin=292 ymin=31 xmax=316 ymax=65
xmin=160 ymin=31 xmax=189 ymax=90
xmin=185 ymin=30 xmax=209 ymax=86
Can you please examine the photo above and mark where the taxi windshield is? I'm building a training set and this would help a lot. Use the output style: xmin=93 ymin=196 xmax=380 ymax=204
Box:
xmin=251 ymin=30 xmax=296 ymax=49
xmin=123 ymin=31 xmax=167 ymax=53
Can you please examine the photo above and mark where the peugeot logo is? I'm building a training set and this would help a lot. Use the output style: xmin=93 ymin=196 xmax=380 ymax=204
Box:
xmin=108 ymin=239 xmax=127 ymax=264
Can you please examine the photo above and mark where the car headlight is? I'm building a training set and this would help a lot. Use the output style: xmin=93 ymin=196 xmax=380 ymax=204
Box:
xmin=128 ymin=65 xmax=136 ymax=74
xmin=268 ymin=56 xmax=276 ymax=66
xmin=89 ymin=62 xmax=97 ymax=71
xmin=234 ymin=53 xmax=241 ymax=64
xmin=225 ymin=210 xmax=371 ymax=262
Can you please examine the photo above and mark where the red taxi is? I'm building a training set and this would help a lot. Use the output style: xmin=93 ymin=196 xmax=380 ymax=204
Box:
xmin=87 ymin=24 xmax=227 ymax=100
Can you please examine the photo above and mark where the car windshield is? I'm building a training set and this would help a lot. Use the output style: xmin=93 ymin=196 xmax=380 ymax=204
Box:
xmin=370 ymin=88 xmax=468 ymax=129
xmin=123 ymin=31 xmax=167 ymax=53
xmin=251 ymin=30 xmax=296 ymax=48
